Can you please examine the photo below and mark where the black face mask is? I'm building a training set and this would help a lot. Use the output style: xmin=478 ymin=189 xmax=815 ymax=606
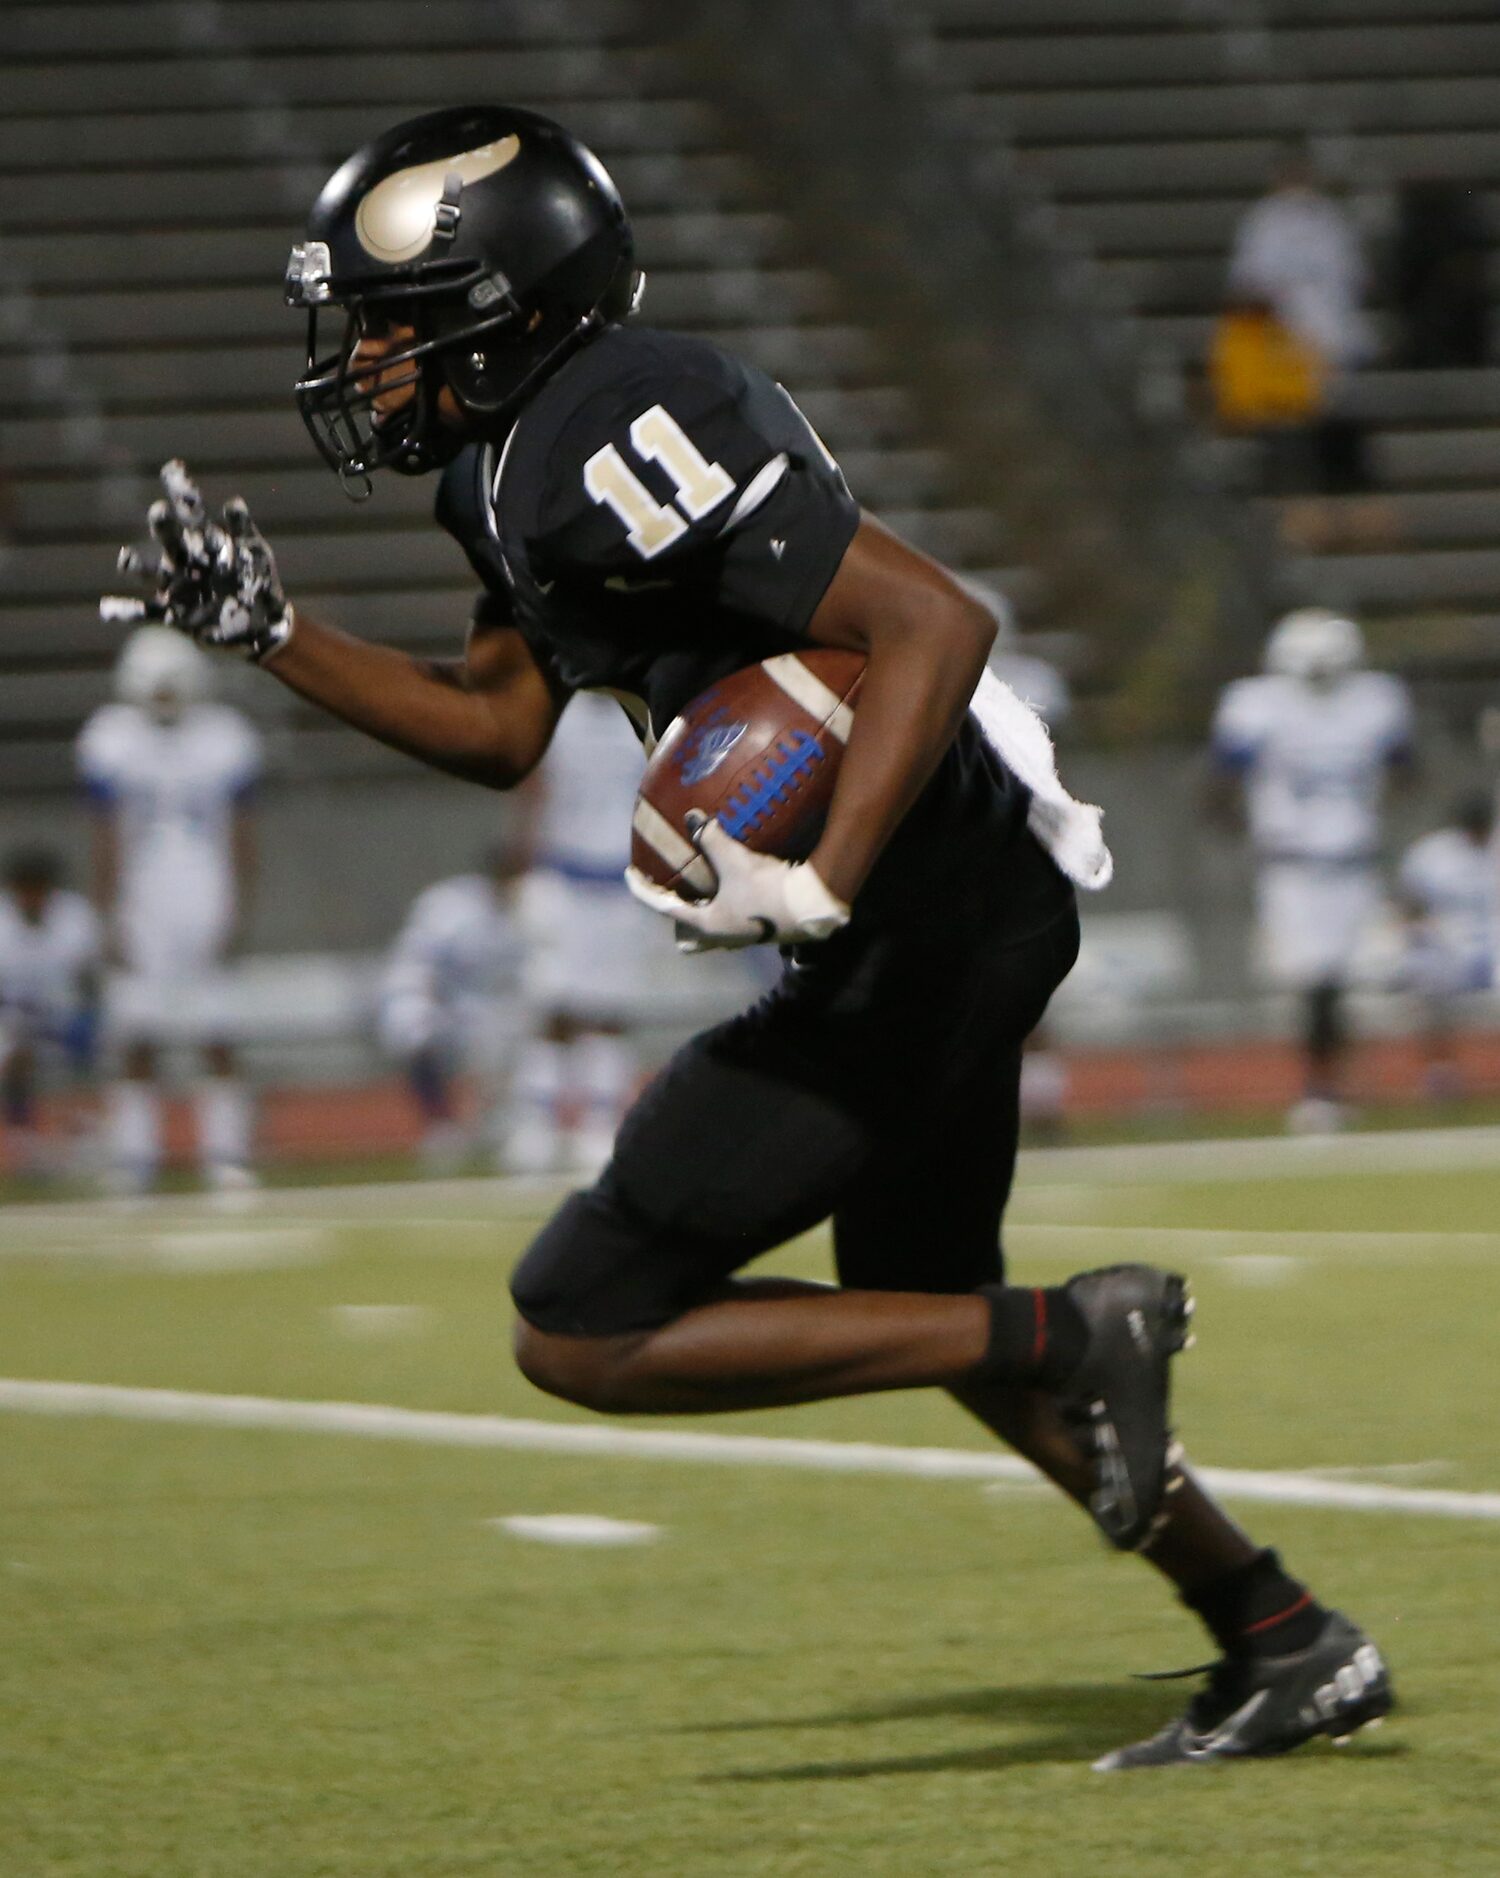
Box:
xmin=291 ymin=292 xmax=519 ymax=496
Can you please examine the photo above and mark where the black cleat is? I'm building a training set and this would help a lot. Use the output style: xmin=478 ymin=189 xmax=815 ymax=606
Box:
xmin=1056 ymin=1263 xmax=1193 ymax=1551
xmin=1094 ymin=1611 xmax=1394 ymax=1771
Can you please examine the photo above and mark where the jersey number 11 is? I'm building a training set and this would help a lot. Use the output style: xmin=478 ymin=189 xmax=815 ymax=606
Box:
xmin=583 ymin=404 xmax=735 ymax=560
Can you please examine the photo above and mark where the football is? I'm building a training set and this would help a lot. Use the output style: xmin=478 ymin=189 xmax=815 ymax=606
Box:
xmin=631 ymin=648 xmax=866 ymax=900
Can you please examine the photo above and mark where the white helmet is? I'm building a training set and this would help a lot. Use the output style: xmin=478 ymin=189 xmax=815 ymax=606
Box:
xmin=1264 ymin=607 xmax=1364 ymax=684
xmin=115 ymin=626 xmax=211 ymax=718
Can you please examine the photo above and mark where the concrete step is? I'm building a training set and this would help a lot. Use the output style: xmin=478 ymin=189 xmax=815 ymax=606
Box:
xmin=0 ymin=46 xmax=673 ymax=115
xmin=0 ymin=98 xmax=716 ymax=174
xmin=5 ymin=0 xmax=640 ymax=58
xmin=2 ymin=210 xmax=792 ymax=291
xmin=933 ymin=22 xmax=1500 ymax=90
xmin=959 ymin=76 xmax=1500 ymax=145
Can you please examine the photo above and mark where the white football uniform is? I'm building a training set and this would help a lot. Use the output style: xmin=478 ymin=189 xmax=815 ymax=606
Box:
xmin=1212 ymin=670 xmax=1413 ymax=988
xmin=378 ymin=873 xmax=527 ymax=1070
xmin=76 ymin=700 xmax=262 ymax=1038
xmin=1399 ymin=828 xmax=1496 ymax=998
xmin=0 ymin=888 xmax=101 ymax=1064
xmin=522 ymin=691 xmax=656 ymax=1020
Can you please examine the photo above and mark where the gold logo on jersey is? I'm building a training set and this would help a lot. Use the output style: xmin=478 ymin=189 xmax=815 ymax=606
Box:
xmin=354 ymin=137 xmax=521 ymax=263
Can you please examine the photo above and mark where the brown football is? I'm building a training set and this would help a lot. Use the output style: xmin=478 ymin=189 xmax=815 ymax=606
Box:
xmin=632 ymin=649 xmax=866 ymax=901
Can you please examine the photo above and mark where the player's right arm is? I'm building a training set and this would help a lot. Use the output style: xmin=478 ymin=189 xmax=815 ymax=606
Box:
xmin=258 ymin=613 xmax=567 ymax=791
xmin=102 ymin=461 xmax=567 ymax=792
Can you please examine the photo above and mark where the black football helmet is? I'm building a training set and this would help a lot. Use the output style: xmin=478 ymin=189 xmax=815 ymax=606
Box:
xmin=285 ymin=105 xmax=642 ymax=492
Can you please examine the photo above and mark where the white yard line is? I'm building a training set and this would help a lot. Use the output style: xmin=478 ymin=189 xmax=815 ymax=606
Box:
xmin=1005 ymin=1224 xmax=1500 ymax=1261
xmin=4 ymin=1378 xmax=1499 ymax=1524
xmin=1022 ymin=1124 xmax=1500 ymax=1186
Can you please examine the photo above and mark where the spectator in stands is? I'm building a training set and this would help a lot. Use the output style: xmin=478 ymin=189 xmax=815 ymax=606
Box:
xmin=1224 ymin=145 xmax=1376 ymax=508
xmin=78 ymin=628 xmax=262 ymax=1196
xmin=1208 ymin=607 xmax=1414 ymax=1133
xmin=1397 ymin=791 xmax=1496 ymax=1101
xmin=0 ymin=847 xmax=101 ymax=1180
xmin=1393 ymin=180 xmax=1490 ymax=370
xmin=378 ymin=846 xmax=528 ymax=1172
xmin=1230 ymin=145 xmax=1374 ymax=383
xmin=510 ymin=691 xmax=653 ymax=1175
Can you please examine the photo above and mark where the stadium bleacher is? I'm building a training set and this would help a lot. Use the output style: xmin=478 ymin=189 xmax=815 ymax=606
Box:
xmin=909 ymin=0 xmax=1500 ymax=687
xmin=0 ymin=0 xmax=1004 ymax=795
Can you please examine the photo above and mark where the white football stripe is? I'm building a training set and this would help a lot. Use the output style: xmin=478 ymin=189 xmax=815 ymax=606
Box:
xmin=7 ymin=1379 xmax=1500 ymax=1523
xmin=762 ymin=654 xmax=854 ymax=743
xmin=631 ymin=797 xmax=715 ymax=895
xmin=490 ymin=1514 xmax=661 ymax=1547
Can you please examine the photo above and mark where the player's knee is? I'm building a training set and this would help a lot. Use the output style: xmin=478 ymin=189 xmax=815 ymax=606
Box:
xmin=511 ymin=1316 xmax=640 ymax=1414
xmin=510 ymin=1187 xmax=700 ymax=1339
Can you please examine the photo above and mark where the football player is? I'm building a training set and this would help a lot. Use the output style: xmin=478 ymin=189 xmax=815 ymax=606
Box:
xmin=1396 ymin=791 xmax=1496 ymax=1100
xmin=103 ymin=106 xmax=1390 ymax=1765
xmin=0 ymin=847 xmax=101 ymax=1179
xmin=378 ymin=846 xmax=527 ymax=1170
xmin=77 ymin=627 xmax=263 ymax=1194
xmin=511 ymin=689 xmax=654 ymax=1174
xmin=1210 ymin=607 xmax=1414 ymax=1132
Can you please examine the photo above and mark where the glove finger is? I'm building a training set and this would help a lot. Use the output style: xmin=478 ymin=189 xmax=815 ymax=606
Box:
xmin=688 ymin=814 xmax=740 ymax=864
xmin=116 ymin=545 xmax=156 ymax=582
xmin=100 ymin=596 xmax=166 ymax=625
xmin=221 ymin=496 xmax=258 ymax=539
xmin=147 ymin=498 xmax=186 ymax=566
xmin=624 ymin=865 xmax=691 ymax=921
xmin=160 ymin=458 xmax=206 ymax=529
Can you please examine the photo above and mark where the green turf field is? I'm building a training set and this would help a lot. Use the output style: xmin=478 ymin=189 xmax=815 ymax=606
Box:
xmin=4 ymin=1134 xmax=1500 ymax=1875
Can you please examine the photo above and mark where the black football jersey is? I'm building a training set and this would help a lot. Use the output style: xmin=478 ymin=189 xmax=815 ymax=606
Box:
xmin=435 ymin=323 xmax=1070 ymax=942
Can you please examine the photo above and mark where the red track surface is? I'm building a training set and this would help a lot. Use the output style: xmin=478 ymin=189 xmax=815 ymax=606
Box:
xmin=10 ymin=1032 xmax=1500 ymax=1172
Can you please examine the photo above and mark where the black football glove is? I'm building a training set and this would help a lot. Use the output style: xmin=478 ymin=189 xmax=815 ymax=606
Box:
xmin=101 ymin=459 xmax=294 ymax=663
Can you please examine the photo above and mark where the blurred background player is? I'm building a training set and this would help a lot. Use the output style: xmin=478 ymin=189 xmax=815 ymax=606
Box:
xmin=510 ymin=691 xmax=653 ymax=1175
xmin=1210 ymin=607 xmax=1414 ymax=1132
xmin=77 ymin=628 xmax=263 ymax=1195
xmin=966 ymin=579 xmax=1073 ymax=1138
xmin=1397 ymin=791 xmax=1497 ymax=1102
xmin=378 ymin=845 xmax=527 ymax=1171
xmin=0 ymin=847 xmax=102 ymax=1180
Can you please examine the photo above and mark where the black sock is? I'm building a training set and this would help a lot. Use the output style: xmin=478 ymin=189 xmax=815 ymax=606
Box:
xmin=978 ymin=1284 xmax=1088 ymax=1388
xmin=1186 ymin=1548 xmax=1328 ymax=1657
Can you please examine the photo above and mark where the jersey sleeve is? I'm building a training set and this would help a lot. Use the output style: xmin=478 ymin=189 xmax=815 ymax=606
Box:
xmin=1210 ymin=679 xmax=1268 ymax=772
xmin=1378 ymin=676 xmax=1416 ymax=763
xmin=216 ymin=710 xmax=264 ymax=801
xmin=532 ymin=351 xmax=859 ymax=636
xmin=75 ymin=706 xmax=131 ymax=805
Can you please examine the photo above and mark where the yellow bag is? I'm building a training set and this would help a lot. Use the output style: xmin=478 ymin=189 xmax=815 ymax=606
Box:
xmin=1210 ymin=307 xmax=1326 ymax=428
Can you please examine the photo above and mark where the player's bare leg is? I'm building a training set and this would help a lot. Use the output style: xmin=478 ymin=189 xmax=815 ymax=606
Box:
xmin=105 ymin=1039 xmax=163 ymax=1196
xmin=950 ymin=1377 xmax=1260 ymax=1585
xmin=196 ymin=1038 xmax=256 ymax=1195
xmin=514 ymin=1283 xmax=994 ymax=1412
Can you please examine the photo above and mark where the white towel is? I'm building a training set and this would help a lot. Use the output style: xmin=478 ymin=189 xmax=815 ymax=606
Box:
xmin=968 ymin=667 xmax=1114 ymax=891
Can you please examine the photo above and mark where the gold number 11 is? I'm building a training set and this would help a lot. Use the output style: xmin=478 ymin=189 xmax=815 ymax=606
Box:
xmin=583 ymin=404 xmax=736 ymax=560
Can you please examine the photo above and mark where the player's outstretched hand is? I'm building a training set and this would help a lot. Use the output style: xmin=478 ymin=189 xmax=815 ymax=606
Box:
xmin=625 ymin=812 xmax=850 ymax=952
xmin=100 ymin=460 xmax=295 ymax=664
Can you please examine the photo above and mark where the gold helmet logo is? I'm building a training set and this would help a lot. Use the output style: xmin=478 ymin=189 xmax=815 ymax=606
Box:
xmin=354 ymin=136 xmax=521 ymax=263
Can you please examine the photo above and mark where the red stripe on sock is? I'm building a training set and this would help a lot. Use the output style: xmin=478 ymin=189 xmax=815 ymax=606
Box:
xmin=1242 ymin=1591 xmax=1313 ymax=1637
xmin=1031 ymin=1288 xmax=1048 ymax=1370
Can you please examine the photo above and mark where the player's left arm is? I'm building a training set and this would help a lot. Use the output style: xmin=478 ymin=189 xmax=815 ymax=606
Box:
xmin=800 ymin=515 xmax=997 ymax=905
